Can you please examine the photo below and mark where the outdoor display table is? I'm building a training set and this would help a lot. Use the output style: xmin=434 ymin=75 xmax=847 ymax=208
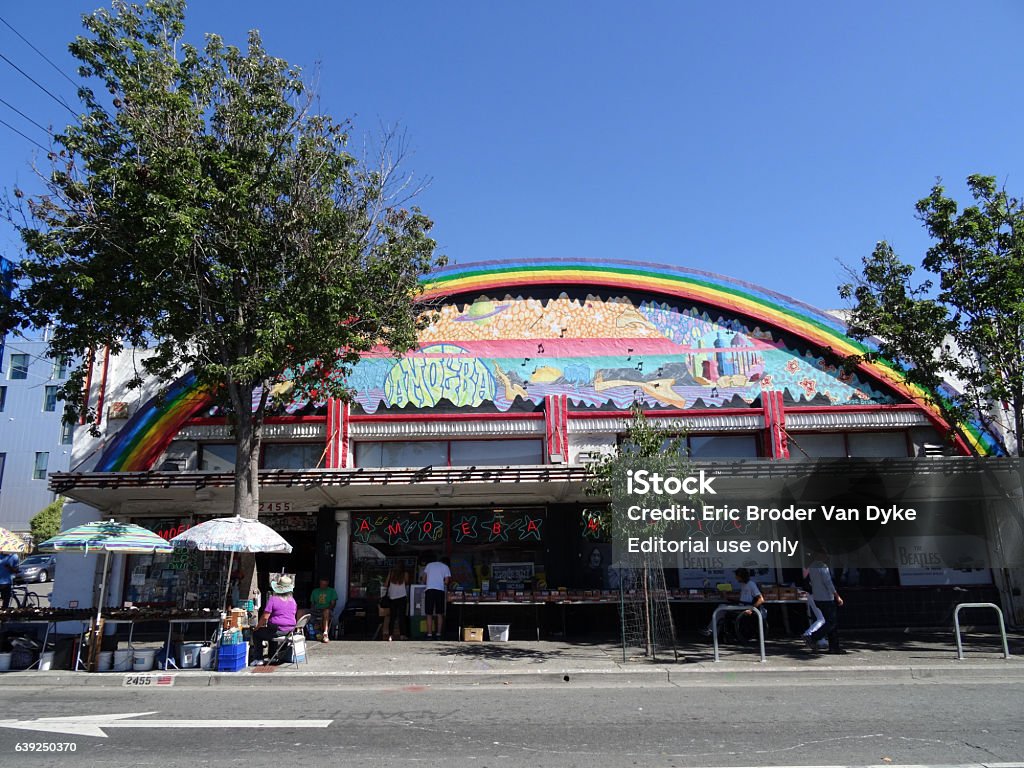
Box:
xmin=448 ymin=594 xmax=545 ymax=641
xmin=0 ymin=608 xmax=93 ymax=670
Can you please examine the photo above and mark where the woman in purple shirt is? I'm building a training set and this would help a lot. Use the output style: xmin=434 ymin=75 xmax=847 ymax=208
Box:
xmin=251 ymin=574 xmax=298 ymax=665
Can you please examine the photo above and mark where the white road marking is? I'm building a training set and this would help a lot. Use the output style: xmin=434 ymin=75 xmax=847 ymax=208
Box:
xmin=0 ymin=711 xmax=333 ymax=738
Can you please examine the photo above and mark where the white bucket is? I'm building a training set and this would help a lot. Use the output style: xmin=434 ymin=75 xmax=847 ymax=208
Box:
xmin=488 ymin=624 xmax=510 ymax=642
xmin=97 ymin=651 xmax=113 ymax=672
xmin=178 ymin=642 xmax=203 ymax=669
xmin=38 ymin=652 xmax=55 ymax=671
xmin=133 ymin=649 xmax=157 ymax=672
xmin=0 ymin=652 xmax=11 ymax=671
xmin=113 ymin=649 xmax=134 ymax=672
xmin=199 ymin=646 xmax=215 ymax=670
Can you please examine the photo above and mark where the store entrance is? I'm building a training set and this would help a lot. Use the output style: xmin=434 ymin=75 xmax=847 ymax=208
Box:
xmin=255 ymin=530 xmax=316 ymax=607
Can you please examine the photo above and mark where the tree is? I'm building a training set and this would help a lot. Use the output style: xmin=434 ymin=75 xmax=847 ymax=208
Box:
xmin=586 ymin=405 xmax=692 ymax=659
xmin=31 ymin=497 xmax=64 ymax=544
xmin=839 ymin=175 xmax=1024 ymax=457
xmin=3 ymin=0 xmax=444 ymax=520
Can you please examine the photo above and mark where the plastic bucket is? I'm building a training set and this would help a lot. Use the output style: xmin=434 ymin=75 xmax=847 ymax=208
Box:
xmin=38 ymin=652 xmax=55 ymax=671
xmin=97 ymin=651 xmax=113 ymax=672
xmin=199 ymin=646 xmax=215 ymax=670
xmin=133 ymin=649 xmax=157 ymax=672
xmin=488 ymin=624 xmax=510 ymax=642
xmin=0 ymin=652 xmax=11 ymax=671
xmin=178 ymin=642 xmax=203 ymax=669
xmin=113 ymin=650 xmax=134 ymax=672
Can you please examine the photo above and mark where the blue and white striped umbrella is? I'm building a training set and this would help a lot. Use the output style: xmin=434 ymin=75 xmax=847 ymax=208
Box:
xmin=38 ymin=520 xmax=173 ymax=626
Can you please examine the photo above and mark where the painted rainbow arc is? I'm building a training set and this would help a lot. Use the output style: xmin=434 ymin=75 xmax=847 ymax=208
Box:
xmin=93 ymin=259 xmax=997 ymax=472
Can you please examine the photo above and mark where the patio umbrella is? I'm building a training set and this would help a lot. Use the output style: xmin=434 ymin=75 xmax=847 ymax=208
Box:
xmin=0 ymin=526 xmax=29 ymax=554
xmin=37 ymin=519 xmax=173 ymax=627
xmin=169 ymin=515 xmax=293 ymax=610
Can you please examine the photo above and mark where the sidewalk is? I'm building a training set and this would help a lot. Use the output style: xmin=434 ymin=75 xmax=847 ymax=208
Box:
xmin=2 ymin=630 xmax=1023 ymax=688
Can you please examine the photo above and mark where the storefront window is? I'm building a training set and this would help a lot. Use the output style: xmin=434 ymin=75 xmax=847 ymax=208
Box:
xmin=847 ymin=431 xmax=908 ymax=457
xmin=449 ymin=439 xmax=544 ymax=466
xmin=200 ymin=443 xmax=237 ymax=471
xmin=262 ymin=442 xmax=322 ymax=469
xmin=349 ymin=508 xmax=548 ymax=600
xmin=689 ymin=434 xmax=759 ymax=458
xmin=355 ymin=440 xmax=448 ymax=468
xmin=786 ymin=433 xmax=847 ymax=459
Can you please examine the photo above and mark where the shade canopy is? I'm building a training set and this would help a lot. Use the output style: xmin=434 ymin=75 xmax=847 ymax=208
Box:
xmin=37 ymin=519 xmax=173 ymax=555
xmin=168 ymin=515 xmax=292 ymax=554
xmin=0 ymin=527 xmax=29 ymax=554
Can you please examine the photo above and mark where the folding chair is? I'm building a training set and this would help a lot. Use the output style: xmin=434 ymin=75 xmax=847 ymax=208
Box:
xmin=266 ymin=614 xmax=310 ymax=668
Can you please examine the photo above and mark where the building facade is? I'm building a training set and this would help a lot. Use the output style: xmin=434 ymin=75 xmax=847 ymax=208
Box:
xmin=49 ymin=259 xmax=1022 ymax=630
xmin=0 ymin=328 xmax=75 ymax=533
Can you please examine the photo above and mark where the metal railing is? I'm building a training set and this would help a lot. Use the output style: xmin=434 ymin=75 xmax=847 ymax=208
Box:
xmin=712 ymin=604 xmax=766 ymax=663
xmin=953 ymin=602 xmax=1010 ymax=660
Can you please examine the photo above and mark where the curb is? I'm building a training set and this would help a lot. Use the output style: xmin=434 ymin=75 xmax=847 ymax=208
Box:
xmin=1 ymin=662 xmax=1023 ymax=689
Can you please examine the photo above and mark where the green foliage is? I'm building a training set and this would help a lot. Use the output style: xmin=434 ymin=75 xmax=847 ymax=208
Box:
xmin=30 ymin=497 xmax=64 ymax=544
xmin=2 ymin=1 xmax=445 ymax=513
xmin=839 ymin=175 xmax=1024 ymax=456
xmin=586 ymin=404 xmax=695 ymax=540
xmin=5 ymin=0 xmax=441 ymax=418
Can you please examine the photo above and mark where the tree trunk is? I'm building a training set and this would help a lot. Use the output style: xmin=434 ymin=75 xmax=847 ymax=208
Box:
xmin=232 ymin=396 xmax=263 ymax=520
xmin=228 ymin=382 xmax=264 ymax=615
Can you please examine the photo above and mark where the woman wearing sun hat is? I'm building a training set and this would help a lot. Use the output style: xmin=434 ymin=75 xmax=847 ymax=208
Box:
xmin=250 ymin=574 xmax=298 ymax=665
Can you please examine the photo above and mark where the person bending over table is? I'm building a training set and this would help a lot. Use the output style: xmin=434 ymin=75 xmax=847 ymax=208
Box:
xmin=251 ymin=574 xmax=298 ymax=665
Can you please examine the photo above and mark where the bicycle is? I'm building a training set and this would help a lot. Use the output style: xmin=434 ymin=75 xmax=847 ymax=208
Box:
xmin=7 ymin=584 xmax=43 ymax=609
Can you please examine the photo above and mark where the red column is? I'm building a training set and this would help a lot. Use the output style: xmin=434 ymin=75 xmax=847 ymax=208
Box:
xmin=761 ymin=389 xmax=789 ymax=459
xmin=325 ymin=398 xmax=350 ymax=468
xmin=544 ymin=394 xmax=569 ymax=463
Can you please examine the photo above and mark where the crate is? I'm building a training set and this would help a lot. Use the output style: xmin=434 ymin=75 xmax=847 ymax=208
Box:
xmin=462 ymin=627 xmax=484 ymax=642
xmin=216 ymin=641 xmax=249 ymax=672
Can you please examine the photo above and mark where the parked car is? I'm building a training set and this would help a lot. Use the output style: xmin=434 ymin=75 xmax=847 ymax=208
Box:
xmin=14 ymin=554 xmax=56 ymax=584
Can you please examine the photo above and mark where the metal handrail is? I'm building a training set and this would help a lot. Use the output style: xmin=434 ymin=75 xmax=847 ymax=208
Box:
xmin=712 ymin=604 xmax=766 ymax=663
xmin=953 ymin=602 xmax=1010 ymax=660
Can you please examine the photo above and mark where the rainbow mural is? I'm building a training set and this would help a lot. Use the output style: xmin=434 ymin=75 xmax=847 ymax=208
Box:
xmin=92 ymin=259 xmax=997 ymax=472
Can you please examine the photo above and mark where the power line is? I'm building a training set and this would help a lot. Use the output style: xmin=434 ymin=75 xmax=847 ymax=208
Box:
xmin=0 ymin=117 xmax=49 ymax=153
xmin=0 ymin=96 xmax=53 ymax=137
xmin=0 ymin=14 xmax=78 ymax=89
xmin=0 ymin=52 xmax=76 ymax=117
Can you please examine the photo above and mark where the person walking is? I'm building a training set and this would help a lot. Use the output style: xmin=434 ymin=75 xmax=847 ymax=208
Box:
xmin=422 ymin=553 xmax=451 ymax=640
xmin=384 ymin=564 xmax=411 ymax=641
xmin=0 ymin=552 xmax=20 ymax=610
xmin=310 ymin=577 xmax=338 ymax=643
xmin=805 ymin=551 xmax=844 ymax=654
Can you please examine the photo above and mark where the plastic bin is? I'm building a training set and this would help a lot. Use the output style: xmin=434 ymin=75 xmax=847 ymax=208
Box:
xmin=487 ymin=624 xmax=510 ymax=642
xmin=0 ymin=652 xmax=11 ymax=671
xmin=38 ymin=652 xmax=55 ymax=671
xmin=133 ymin=649 xmax=157 ymax=671
xmin=113 ymin=649 xmax=134 ymax=671
xmin=97 ymin=651 xmax=113 ymax=672
xmin=217 ymin=641 xmax=248 ymax=672
xmin=178 ymin=642 xmax=203 ymax=669
xmin=199 ymin=646 xmax=215 ymax=670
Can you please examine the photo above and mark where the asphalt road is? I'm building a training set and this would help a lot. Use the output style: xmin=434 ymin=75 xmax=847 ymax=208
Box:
xmin=0 ymin=678 xmax=1021 ymax=768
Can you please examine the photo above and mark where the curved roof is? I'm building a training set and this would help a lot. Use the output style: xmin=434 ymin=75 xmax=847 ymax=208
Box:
xmin=94 ymin=258 xmax=993 ymax=471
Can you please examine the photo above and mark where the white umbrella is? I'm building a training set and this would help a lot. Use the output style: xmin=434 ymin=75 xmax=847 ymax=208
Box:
xmin=169 ymin=516 xmax=293 ymax=610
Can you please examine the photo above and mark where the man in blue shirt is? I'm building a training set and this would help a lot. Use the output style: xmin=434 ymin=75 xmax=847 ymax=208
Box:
xmin=0 ymin=552 xmax=20 ymax=609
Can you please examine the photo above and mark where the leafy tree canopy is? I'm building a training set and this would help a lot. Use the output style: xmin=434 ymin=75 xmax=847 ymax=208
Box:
xmin=839 ymin=175 xmax=1024 ymax=457
xmin=30 ymin=497 xmax=65 ymax=544
xmin=3 ymin=0 xmax=444 ymax=515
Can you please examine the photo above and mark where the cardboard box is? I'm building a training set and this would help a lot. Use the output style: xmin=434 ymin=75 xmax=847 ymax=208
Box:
xmin=462 ymin=627 xmax=484 ymax=642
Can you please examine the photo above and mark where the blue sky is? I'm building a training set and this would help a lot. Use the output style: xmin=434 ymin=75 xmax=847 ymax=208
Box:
xmin=1 ymin=1 xmax=1022 ymax=308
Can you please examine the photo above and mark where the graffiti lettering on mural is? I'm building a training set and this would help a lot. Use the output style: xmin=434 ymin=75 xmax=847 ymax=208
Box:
xmin=242 ymin=294 xmax=892 ymax=416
